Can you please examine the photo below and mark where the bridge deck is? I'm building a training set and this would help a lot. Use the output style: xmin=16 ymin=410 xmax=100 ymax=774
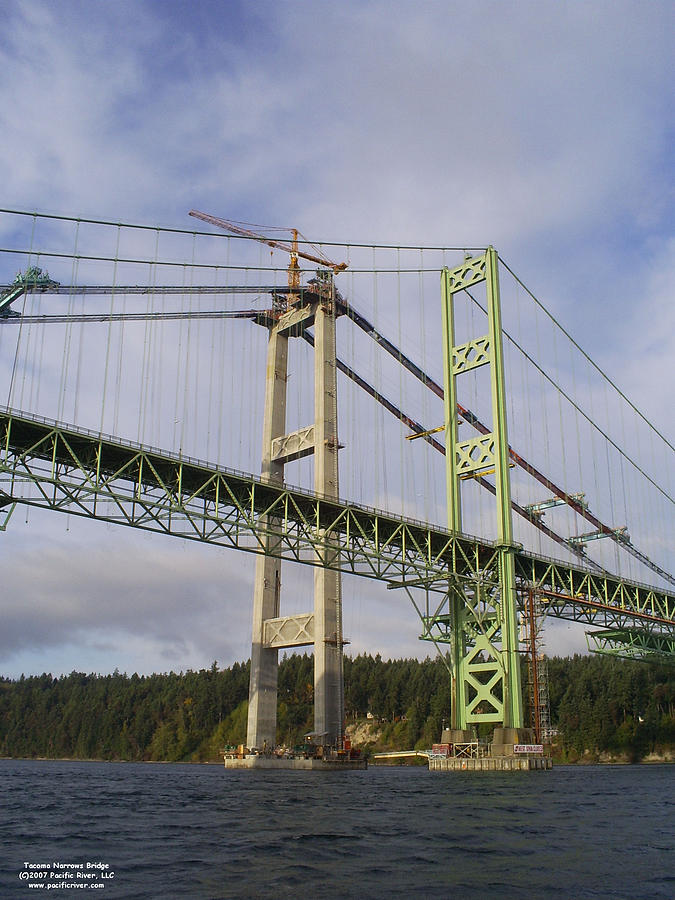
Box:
xmin=0 ymin=407 xmax=672 ymax=635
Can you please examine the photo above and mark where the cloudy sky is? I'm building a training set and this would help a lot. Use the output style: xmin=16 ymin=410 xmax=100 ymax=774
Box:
xmin=1 ymin=0 xmax=673 ymax=678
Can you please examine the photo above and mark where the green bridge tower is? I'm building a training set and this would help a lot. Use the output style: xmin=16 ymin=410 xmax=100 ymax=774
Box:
xmin=429 ymin=248 xmax=528 ymax=749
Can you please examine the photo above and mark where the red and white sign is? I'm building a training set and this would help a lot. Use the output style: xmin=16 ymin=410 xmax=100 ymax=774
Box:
xmin=514 ymin=744 xmax=544 ymax=754
xmin=431 ymin=743 xmax=451 ymax=757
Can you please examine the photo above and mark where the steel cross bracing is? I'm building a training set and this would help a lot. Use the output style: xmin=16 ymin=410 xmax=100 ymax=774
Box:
xmin=0 ymin=407 xmax=673 ymax=638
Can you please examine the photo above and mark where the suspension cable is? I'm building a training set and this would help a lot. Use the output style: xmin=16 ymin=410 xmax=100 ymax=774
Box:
xmin=500 ymin=257 xmax=675 ymax=454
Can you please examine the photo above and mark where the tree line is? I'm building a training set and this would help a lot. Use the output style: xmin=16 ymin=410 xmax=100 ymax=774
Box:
xmin=0 ymin=653 xmax=673 ymax=762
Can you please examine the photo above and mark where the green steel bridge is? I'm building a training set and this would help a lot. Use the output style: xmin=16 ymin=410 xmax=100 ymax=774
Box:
xmin=0 ymin=209 xmax=673 ymax=741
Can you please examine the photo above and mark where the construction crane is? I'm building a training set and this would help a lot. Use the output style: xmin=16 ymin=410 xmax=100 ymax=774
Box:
xmin=188 ymin=210 xmax=348 ymax=291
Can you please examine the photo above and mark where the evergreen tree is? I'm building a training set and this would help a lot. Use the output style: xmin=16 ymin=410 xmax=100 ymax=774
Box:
xmin=0 ymin=653 xmax=673 ymax=762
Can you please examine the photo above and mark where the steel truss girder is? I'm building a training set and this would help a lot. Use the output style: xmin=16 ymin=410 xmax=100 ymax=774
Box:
xmin=514 ymin=553 xmax=675 ymax=629
xmin=586 ymin=628 xmax=675 ymax=662
xmin=0 ymin=409 xmax=495 ymax=585
xmin=0 ymin=407 xmax=673 ymax=642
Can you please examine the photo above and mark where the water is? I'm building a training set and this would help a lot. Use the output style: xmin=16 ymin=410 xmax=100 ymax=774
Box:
xmin=0 ymin=760 xmax=673 ymax=900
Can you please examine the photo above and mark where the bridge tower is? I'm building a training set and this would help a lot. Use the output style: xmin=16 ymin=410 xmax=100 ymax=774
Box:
xmin=432 ymin=248 xmax=525 ymax=741
xmin=246 ymin=272 xmax=343 ymax=750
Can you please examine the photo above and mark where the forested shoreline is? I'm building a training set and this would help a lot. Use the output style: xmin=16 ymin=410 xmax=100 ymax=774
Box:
xmin=1 ymin=654 xmax=673 ymax=763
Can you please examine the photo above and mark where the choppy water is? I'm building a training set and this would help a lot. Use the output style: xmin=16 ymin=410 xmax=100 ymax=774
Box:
xmin=0 ymin=759 xmax=673 ymax=899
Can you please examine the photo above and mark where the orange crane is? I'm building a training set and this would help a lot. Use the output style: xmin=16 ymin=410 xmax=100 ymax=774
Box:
xmin=188 ymin=210 xmax=348 ymax=291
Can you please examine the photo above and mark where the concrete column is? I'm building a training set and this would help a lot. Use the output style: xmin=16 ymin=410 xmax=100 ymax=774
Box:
xmin=312 ymin=289 xmax=343 ymax=744
xmin=246 ymin=325 xmax=288 ymax=750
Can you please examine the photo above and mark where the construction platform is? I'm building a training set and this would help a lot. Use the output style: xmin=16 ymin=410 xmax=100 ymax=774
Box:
xmin=429 ymin=728 xmax=552 ymax=772
xmin=374 ymin=728 xmax=552 ymax=772
xmin=429 ymin=755 xmax=551 ymax=772
xmin=223 ymin=754 xmax=367 ymax=770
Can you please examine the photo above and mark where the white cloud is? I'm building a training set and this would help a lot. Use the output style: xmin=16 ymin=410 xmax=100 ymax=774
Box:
xmin=0 ymin=512 xmax=254 ymax=676
xmin=618 ymin=236 xmax=675 ymax=438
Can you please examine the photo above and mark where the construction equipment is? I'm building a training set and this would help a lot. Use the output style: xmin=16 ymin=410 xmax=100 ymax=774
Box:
xmin=188 ymin=210 xmax=348 ymax=290
xmin=0 ymin=266 xmax=59 ymax=317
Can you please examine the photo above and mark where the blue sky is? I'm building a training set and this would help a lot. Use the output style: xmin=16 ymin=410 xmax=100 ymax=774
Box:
xmin=1 ymin=0 xmax=673 ymax=677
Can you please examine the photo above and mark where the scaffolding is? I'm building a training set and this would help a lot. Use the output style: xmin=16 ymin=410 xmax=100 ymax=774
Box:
xmin=524 ymin=588 xmax=552 ymax=744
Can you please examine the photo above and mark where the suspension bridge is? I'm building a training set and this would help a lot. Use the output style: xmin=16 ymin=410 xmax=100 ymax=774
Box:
xmin=0 ymin=208 xmax=672 ymax=759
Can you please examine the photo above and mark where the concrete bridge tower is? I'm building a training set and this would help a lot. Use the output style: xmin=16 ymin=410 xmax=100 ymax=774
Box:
xmin=246 ymin=273 xmax=343 ymax=750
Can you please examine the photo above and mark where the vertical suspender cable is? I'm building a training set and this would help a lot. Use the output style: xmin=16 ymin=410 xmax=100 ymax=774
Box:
xmin=419 ymin=249 xmax=429 ymax=523
xmin=172 ymin=264 xmax=187 ymax=454
xmin=112 ymin=238 xmax=127 ymax=437
xmin=72 ymin=248 xmax=85 ymax=428
xmin=180 ymin=234 xmax=197 ymax=456
xmin=397 ymin=248 xmax=405 ymax=515
xmin=34 ymin=263 xmax=48 ymax=416
xmin=139 ymin=231 xmax=158 ymax=444
xmin=206 ymin=263 xmax=217 ymax=462
xmin=154 ymin=233 xmax=166 ymax=446
xmin=57 ymin=225 xmax=81 ymax=422
xmin=99 ymin=226 xmax=121 ymax=434
xmin=217 ymin=237 xmax=231 ymax=465
xmin=600 ymin=372 xmax=620 ymax=575
xmin=372 ymin=247 xmax=380 ymax=505
xmin=8 ymin=215 xmax=36 ymax=409
xmin=569 ymin=323 xmax=584 ymax=524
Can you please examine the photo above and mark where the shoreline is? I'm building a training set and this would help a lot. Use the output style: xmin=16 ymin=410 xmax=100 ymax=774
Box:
xmin=2 ymin=754 xmax=673 ymax=766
